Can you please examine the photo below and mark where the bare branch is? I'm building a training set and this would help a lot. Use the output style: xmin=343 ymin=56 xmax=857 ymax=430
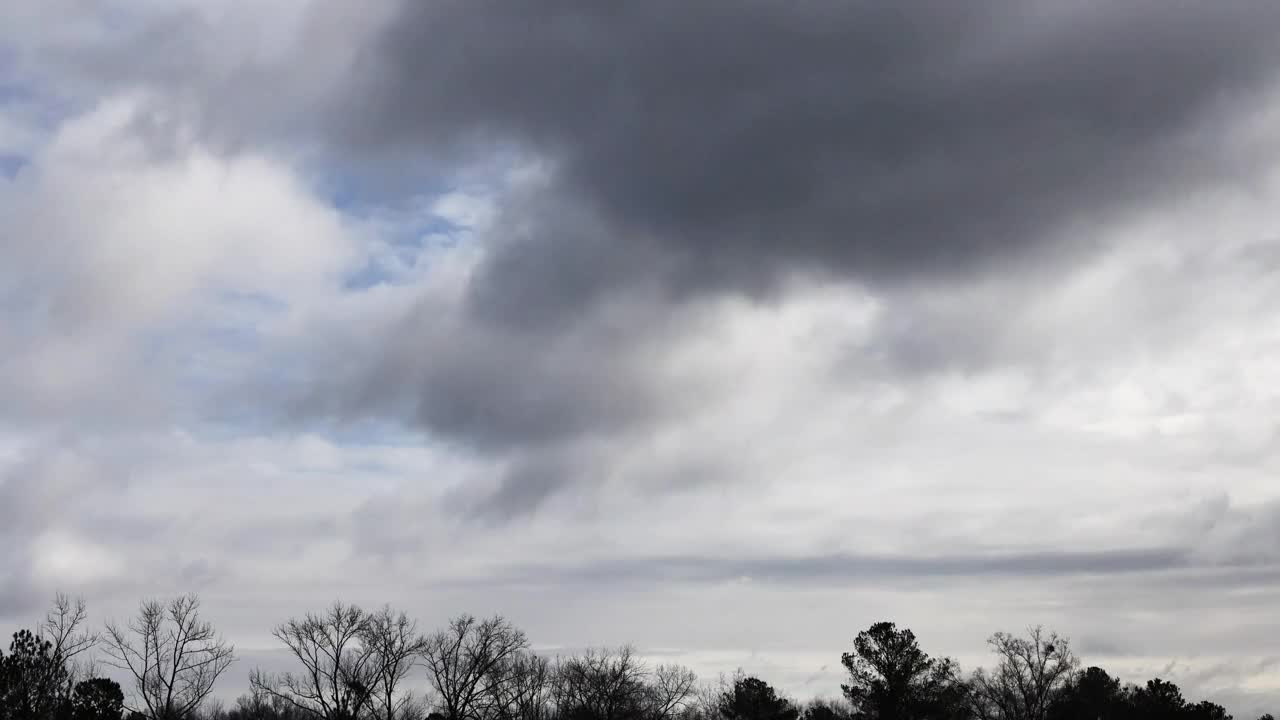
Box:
xmin=421 ymin=615 xmax=529 ymax=720
xmin=100 ymin=594 xmax=235 ymax=720
xmin=552 ymin=647 xmax=696 ymax=720
xmin=250 ymin=602 xmax=380 ymax=720
xmin=363 ymin=605 xmax=431 ymax=720
xmin=970 ymin=626 xmax=1077 ymax=720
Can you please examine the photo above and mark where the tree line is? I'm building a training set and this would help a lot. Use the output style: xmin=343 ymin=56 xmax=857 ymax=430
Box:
xmin=0 ymin=593 xmax=1263 ymax=720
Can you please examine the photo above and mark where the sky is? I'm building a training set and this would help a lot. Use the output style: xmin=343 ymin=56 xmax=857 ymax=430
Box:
xmin=4 ymin=0 xmax=1280 ymax=715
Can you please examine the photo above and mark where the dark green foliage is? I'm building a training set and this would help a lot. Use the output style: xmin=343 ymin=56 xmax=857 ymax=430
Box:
xmin=67 ymin=678 xmax=125 ymax=720
xmin=0 ymin=623 xmax=123 ymax=720
xmin=0 ymin=629 xmax=69 ymax=720
xmin=840 ymin=622 xmax=969 ymax=720
xmin=717 ymin=676 xmax=798 ymax=720
xmin=1185 ymin=700 xmax=1233 ymax=720
xmin=1048 ymin=666 xmax=1127 ymax=720
xmin=1123 ymin=678 xmax=1233 ymax=720
xmin=1131 ymin=677 xmax=1187 ymax=718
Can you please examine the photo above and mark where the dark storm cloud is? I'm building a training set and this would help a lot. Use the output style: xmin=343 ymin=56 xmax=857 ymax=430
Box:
xmin=350 ymin=0 xmax=1280 ymax=315
xmin=254 ymin=0 xmax=1280 ymax=516
xmin=286 ymin=0 xmax=1280 ymax=516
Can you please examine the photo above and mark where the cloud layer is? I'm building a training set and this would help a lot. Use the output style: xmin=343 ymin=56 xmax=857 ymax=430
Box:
xmin=4 ymin=2 xmax=1280 ymax=717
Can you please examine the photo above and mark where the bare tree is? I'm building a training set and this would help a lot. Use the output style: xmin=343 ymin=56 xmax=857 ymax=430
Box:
xmin=226 ymin=687 xmax=312 ymax=719
xmin=43 ymin=593 xmax=99 ymax=663
xmin=420 ymin=615 xmax=529 ymax=720
xmin=363 ymin=605 xmax=431 ymax=720
xmin=42 ymin=593 xmax=100 ymax=688
xmin=249 ymin=603 xmax=378 ymax=720
xmin=488 ymin=651 xmax=554 ymax=720
xmin=552 ymin=647 xmax=696 ymax=720
xmin=553 ymin=647 xmax=649 ymax=720
xmin=101 ymin=594 xmax=236 ymax=720
xmin=649 ymin=664 xmax=698 ymax=720
xmin=970 ymin=627 xmax=1077 ymax=720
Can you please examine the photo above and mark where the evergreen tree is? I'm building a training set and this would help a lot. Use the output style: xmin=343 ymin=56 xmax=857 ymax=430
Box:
xmin=718 ymin=676 xmax=799 ymax=720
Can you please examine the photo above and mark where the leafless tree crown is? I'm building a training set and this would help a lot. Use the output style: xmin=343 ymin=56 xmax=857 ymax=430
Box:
xmin=101 ymin=593 xmax=235 ymax=720
xmin=420 ymin=615 xmax=530 ymax=720
xmin=250 ymin=602 xmax=381 ymax=720
xmin=970 ymin=626 xmax=1078 ymax=720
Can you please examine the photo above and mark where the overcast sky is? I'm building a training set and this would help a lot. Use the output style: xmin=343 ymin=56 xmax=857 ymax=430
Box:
xmin=4 ymin=1 xmax=1280 ymax=716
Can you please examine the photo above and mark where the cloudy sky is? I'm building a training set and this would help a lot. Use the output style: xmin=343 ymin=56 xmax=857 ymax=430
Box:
xmin=4 ymin=0 xmax=1280 ymax=715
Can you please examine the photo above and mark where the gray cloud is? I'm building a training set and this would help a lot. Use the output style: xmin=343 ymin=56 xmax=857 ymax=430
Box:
xmin=29 ymin=0 xmax=1273 ymax=523
xmin=472 ymin=547 xmax=1191 ymax=589
xmin=7 ymin=6 xmax=1280 ymax=716
xmin=269 ymin=262 xmax=734 ymax=515
xmin=0 ymin=441 xmax=131 ymax=618
xmin=347 ymin=0 xmax=1280 ymax=316
xmin=251 ymin=0 xmax=1280 ymax=507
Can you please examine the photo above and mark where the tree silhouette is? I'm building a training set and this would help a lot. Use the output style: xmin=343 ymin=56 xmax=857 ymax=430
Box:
xmin=421 ymin=615 xmax=528 ymax=720
xmin=1185 ymin=700 xmax=1232 ymax=720
xmin=717 ymin=675 xmax=798 ymax=720
xmin=1129 ymin=678 xmax=1186 ymax=720
xmin=840 ymin=621 xmax=969 ymax=720
xmin=800 ymin=699 xmax=849 ymax=720
xmin=1047 ymin=666 xmax=1126 ymax=720
xmin=552 ymin=647 xmax=696 ymax=720
xmin=0 ymin=593 xmax=1261 ymax=720
xmin=362 ymin=606 xmax=431 ymax=720
xmin=488 ymin=651 xmax=554 ymax=720
xmin=43 ymin=594 xmax=100 ymax=691
xmin=68 ymin=678 xmax=125 ymax=720
xmin=223 ymin=690 xmax=312 ymax=720
xmin=0 ymin=628 xmax=69 ymax=719
xmin=970 ymin=627 xmax=1076 ymax=720
xmin=101 ymin=594 xmax=235 ymax=720
xmin=249 ymin=603 xmax=378 ymax=720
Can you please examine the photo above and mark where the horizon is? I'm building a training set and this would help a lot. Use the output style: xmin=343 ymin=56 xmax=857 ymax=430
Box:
xmin=0 ymin=594 xmax=1256 ymax=716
